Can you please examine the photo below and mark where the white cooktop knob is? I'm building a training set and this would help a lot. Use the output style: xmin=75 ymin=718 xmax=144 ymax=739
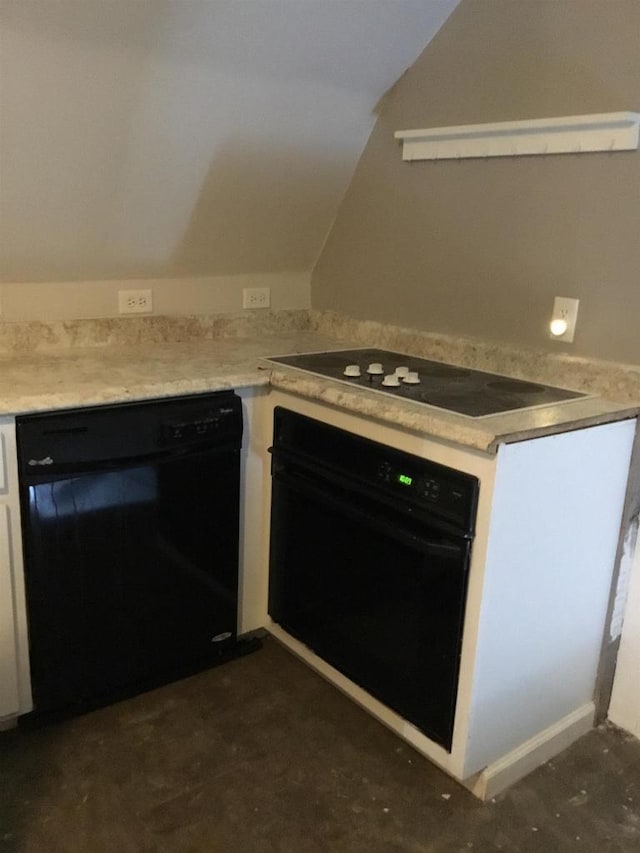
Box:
xmin=382 ymin=374 xmax=401 ymax=386
xmin=402 ymin=371 xmax=420 ymax=384
xmin=344 ymin=364 xmax=361 ymax=377
xmin=394 ymin=366 xmax=410 ymax=377
xmin=367 ymin=362 xmax=384 ymax=375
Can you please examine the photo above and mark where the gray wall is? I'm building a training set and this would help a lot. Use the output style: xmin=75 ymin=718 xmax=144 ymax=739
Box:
xmin=312 ymin=0 xmax=640 ymax=365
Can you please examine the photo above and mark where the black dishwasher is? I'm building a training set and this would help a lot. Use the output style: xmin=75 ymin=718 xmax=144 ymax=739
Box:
xmin=268 ymin=408 xmax=479 ymax=751
xmin=17 ymin=391 xmax=251 ymax=719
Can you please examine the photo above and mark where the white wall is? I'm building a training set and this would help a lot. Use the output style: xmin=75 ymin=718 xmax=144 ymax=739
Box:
xmin=0 ymin=0 xmax=457 ymax=293
xmin=609 ymin=534 xmax=640 ymax=739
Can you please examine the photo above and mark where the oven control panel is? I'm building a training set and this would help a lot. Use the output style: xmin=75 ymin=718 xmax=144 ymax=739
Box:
xmin=376 ymin=460 xmax=466 ymax=517
xmin=274 ymin=407 xmax=478 ymax=535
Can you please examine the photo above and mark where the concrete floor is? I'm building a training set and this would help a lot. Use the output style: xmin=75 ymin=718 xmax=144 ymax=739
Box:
xmin=1 ymin=637 xmax=639 ymax=852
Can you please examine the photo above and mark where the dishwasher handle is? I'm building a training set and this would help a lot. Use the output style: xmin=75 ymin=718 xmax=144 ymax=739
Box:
xmin=272 ymin=467 xmax=467 ymax=561
xmin=20 ymin=439 xmax=240 ymax=481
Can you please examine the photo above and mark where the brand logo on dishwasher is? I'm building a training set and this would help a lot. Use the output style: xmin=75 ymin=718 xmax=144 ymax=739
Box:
xmin=28 ymin=456 xmax=54 ymax=466
xmin=211 ymin=631 xmax=232 ymax=643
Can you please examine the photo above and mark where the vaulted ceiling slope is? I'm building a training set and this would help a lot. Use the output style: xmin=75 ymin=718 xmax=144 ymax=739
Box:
xmin=0 ymin=0 xmax=458 ymax=283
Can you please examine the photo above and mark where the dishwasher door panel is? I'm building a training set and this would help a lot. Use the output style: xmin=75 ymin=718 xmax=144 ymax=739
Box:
xmin=22 ymin=448 xmax=240 ymax=715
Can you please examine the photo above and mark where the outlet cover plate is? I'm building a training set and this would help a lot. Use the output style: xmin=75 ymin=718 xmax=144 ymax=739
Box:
xmin=243 ymin=287 xmax=270 ymax=309
xmin=550 ymin=296 xmax=579 ymax=342
xmin=118 ymin=289 xmax=153 ymax=314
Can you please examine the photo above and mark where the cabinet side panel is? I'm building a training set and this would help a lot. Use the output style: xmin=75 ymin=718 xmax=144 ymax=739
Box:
xmin=464 ymin=419 xmax=636 ymax=775
xmin=0 ymin=504 xmax=20 ymax=718
xmin=0 ymin=433 xmax=6 ymax=491
xmin=608 ymin=539 xmax=640 ymax=738
xmin=237 ymin=388 xmax=271 ymax=634
xmin=0 ymin=419 xmax=32 ymax=715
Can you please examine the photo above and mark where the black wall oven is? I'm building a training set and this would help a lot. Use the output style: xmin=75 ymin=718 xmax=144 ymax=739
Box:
xmin=268 ymin=408 xmax=479 ymax=750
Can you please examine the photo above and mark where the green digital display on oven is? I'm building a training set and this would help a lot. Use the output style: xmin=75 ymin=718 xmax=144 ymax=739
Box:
xmin=397 ymin=473 xmax=413 ymax=486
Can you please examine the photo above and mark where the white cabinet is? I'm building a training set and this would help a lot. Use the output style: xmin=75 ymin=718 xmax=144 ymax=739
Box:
xmin=0 ymin=419 xmax=32 ymax=727
xmin=262 ymin=391 xmax=636 ymax=798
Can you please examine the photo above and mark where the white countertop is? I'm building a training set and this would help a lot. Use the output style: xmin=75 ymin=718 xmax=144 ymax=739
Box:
xmin=0 ymin=324 xmax=636 ymax=454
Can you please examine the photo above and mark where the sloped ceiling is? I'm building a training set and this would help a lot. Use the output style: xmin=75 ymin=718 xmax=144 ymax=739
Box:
xmin=0 ymin=0 xmax=458 ymax=283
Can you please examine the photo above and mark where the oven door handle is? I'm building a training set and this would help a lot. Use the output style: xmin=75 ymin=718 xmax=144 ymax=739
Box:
xmin=272 ymin=469 xmax=467 ymax=560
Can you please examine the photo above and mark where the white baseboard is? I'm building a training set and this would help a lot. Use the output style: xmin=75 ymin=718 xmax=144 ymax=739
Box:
xmin=269 ymin=622 xmax=597 ymax=798
xmin=464 ymin=702 xmax=595 ymax=801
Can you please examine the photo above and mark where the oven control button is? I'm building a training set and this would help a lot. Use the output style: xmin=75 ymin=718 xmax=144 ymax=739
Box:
xmin=422 ymin=479 xmax=441 ymax=501
xmin=367 ymin=362 xmax=384 ymax=375
xmin=344 ymin=364 xmax=361 ymax=377
xmin=377 ymin=462 xmax=392 ymax=482
xmin=382 ymin=374 xmax=401 ymax=386
xmin=402 ymin=371 xmax=420 ymax=384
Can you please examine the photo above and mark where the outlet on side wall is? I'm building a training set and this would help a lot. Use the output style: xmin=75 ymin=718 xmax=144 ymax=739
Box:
xmin=549 ymin=296 xmax=579 ymax=343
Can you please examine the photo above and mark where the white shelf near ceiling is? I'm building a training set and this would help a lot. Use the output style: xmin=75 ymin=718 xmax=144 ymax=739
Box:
xmin=394 ymin=112 xmax=640 ymax=162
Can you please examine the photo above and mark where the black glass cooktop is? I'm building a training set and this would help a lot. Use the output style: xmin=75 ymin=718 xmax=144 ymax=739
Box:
xmin=267 ymin=348 xmax=587 ymax=418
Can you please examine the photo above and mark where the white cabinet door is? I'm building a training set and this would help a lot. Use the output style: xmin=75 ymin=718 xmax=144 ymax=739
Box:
xmin=0 ymin=504 xmax=20 ymax=718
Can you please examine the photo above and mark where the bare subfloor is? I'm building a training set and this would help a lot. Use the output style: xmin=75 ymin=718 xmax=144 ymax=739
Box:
xmin=1 ymin=637 xmax=639 ymax=852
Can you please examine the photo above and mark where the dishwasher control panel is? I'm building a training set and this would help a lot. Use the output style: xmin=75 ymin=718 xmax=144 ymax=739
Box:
xmin=161 ymin=404 xmax=239 ymax=444
xmin=162 ymin=417 xmax=219 ymax=442
xmin=17 ymin=392 xmax=242 ymax=467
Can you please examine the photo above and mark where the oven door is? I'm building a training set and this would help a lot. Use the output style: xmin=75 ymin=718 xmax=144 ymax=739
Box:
xmin=268 ymin=458 xmax=471 ymax=751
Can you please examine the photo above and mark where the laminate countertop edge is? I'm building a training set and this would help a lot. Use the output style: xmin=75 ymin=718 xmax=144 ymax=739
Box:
xmin=266 ymin=368 xmax=639 ymax=455
xmin=0 ymin=334 xmax=636 ymax=455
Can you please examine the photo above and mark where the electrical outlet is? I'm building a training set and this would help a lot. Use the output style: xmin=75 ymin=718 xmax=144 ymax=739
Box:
xmin=118 ymin=289 xmax=153 ymax=314
xmin=242 ymin=287 xmax=270 ymax=309
xmin=549 ymin=296 xmax=579 ymax=343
